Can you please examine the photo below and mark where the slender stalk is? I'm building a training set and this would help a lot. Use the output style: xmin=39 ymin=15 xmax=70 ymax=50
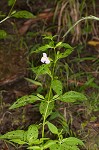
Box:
xmin=63 ymin=15 xmax=99 ymax=38
xmin=42 ymin=48 xmax=57 ymax=138
xmin=0 ymin=0 xmax=16 ymax=24
xmin=8 ymin=0 xmax=16 ymax=17
xmin=42 ymin=101 xmax=50 ymax=138
xmin=0 ymin=16 xmax=10 ymax=24
xmin=42 ymin=83 xmax=53 ymax=138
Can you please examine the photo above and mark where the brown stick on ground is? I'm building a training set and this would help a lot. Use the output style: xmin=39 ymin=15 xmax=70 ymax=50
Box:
xmin=18 ymin=11 xmax=53 ymax=35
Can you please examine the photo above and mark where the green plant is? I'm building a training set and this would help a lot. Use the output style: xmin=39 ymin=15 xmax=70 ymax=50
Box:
xmin=0 ymin=0 xmax=99 ymax=145
xmin=0 ymin=0 xmax=98 ymax=148
xmin=0 ymin=35 xmax=87 ymax=150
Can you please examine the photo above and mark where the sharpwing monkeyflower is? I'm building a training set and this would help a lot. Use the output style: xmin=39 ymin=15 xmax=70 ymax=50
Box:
xmin=41 ymin=53 xmax=50 ymax=64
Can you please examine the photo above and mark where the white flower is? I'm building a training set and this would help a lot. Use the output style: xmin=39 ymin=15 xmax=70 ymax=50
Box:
xmin=41 ymin=53 xmax=50 ymax=64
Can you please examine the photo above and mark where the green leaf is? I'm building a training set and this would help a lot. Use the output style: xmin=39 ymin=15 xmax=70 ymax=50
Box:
xmin=37 ymin=94 xmax=44 ymax=99
xmin=0 ymin=130 xmax=25 ymax=141
xmin=62 ymin=137 xmax=84 ymax=146
xmin=48 ymin=41 xmax=55 ymax=47
xmin=60 ymin=91 xmax=87 ymax=103
xmin=49 ymin=111 xmax=60 ymax=120
xmin=59 ymin=43 xmax=73 ymax=49
xmin=47 ymin=121 xmax=58 ymax=134
xmin=49 ymin=137 xmax=84 ymax=150
xmin=51 ymin=80 xmax=62 ymax=95
xmin=23 ymin=131 xmax=28 ymax=142
xmin=33 ymin=44 xmax=52 ymax=53
xmin=62 ymin=137 xmax=84 ymax=150
xmin=52 ymin=95 xmax=60 ymax=100
xmin=50 ymin=143 xmax=60 ymax=150
xmin=9 ymin=95 xmax=40 ymax=109
xmin=10 ymin=139 xmax=26 ymax=145
xmin=56 ymin=48 xmax=73 ymax=61
xmin=39 ymin=101 xmax=54 ymax=118
xmin=50 ymin=143 xmax=69 ymax=150
xmin=0 ymin=30 xmax=7 ymax=39
xmin=28 ymin=139 xmax=40 ymax=145
xmin=25 ymin=78 xmax=42 ymax=86
xmin=27 ymin=146 xmax=41 ymax=150
xmin=39 ymin=138 xmax=50 ymax=142
xmin=43 ymin=35 xmax=57 ymax=40
xmin=43 ymin=140 xmax=57 ymax=149
xmin=12 ymin=10 xmax=35 ymax=18
xmin=27 ymin=125 xmax=38 ymax=145
xmin=27 ymin=138 xmax=49 ymax=145
xmin=55 ymin=42 xmax=62 ymax=48
xmin=32 ymin=64 xmax=52 ymax=79
xmin=31 ymin=138 xmax=49 ymax=145
xmin=50 ymin=140 xmax=82 ymax=150
xmin=8 ymin=0 xmax=15 ymax=6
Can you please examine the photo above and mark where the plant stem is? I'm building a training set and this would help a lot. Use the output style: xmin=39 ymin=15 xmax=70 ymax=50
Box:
xmin=42 ymin=50 xmax=57 ymax=138
xmin=8 ymin=0 xmax=16 ymax=17
xmin=42 ymin=83 xmax=52 ymax=138
xmin=0 ymin=0 xmax=16 ymax=24
xmin=42 ymin=101 xmax=50 ymax=138
xmin=0 ymin=16 xmax=10 ymax=24
xmin=63 ymin=15 xmax=99 ymax=38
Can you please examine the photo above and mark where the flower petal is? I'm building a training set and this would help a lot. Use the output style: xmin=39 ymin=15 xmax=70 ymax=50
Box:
xmin=43 ymin=53 xmax=47 ymax=57
xmin=45 ymin=58 xmax=50 ymax=64
xmin=41 ymin=57 xmax=45 ymax=63
xmin=41 ymin=53 xmax=50 ymax=64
